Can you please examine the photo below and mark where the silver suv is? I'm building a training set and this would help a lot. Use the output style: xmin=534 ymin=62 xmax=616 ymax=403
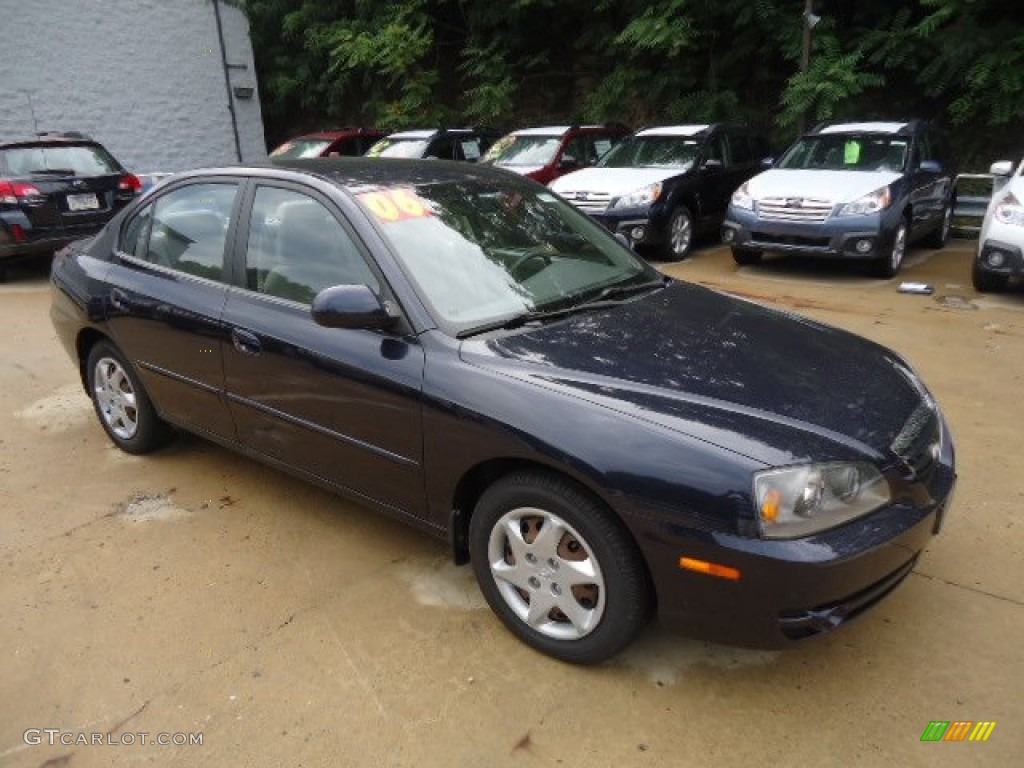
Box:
xmin=722 ymin=121 xmax=956 ymax=277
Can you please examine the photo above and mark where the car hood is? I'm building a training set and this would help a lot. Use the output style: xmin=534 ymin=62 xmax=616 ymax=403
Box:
xmin=550 ymin=167 xmax=689 ymax=196
xmin=461 ymin=281 xmax=924 ymax=463
xmin=746 ymin=169 xmax=902 ymax=204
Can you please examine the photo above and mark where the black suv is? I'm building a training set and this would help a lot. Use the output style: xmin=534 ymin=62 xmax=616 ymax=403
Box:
xmin=1 ymin=133 xmax=140 ymax=276
xmin=723 ymin=120 xmax=956 ymax=277
xmin=549 ymin=124 xmax=771 ymax=258
xmin=365 ymin=128 xmax=498 ymax=162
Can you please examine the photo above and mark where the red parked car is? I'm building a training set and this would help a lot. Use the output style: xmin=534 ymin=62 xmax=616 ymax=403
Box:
xmin=481 ymin=124 xmax=630 ymax=185
xmin=269 ymin=128 xmax=387 ymax=159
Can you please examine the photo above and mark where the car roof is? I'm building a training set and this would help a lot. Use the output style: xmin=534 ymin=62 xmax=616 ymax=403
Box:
xmin=291 ymin=129 xmax=386 ymax=141
xmin=386 ymin=128 xmax=484 ymax=140
xmin=635 ymin=125 xmax=711 ymax=137
xmin=0 ymin=136 xmax=101 ymax=149
xmin=218 ymin=157 xmax=517 ymax=192
xmin=512 ymin=125 xmax=627 ymax=137
xmin=817 ymin=121 xmax=910 ymax=135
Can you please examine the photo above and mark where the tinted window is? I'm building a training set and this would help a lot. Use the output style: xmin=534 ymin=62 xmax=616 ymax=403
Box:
xmin=142 ymin=183 xmax=238 ymax=280
xmin=707 ymin=134 xmax=730 ymax=166
xmin=1 ymin=144 xmax=122 ymax=176
xmin=121 ymin=203 xmax=153 ymax=259
xmin=246 ymin=186 xmax=378 ymax=304
xmin=731 ymin=134 xmax=753 ymax=164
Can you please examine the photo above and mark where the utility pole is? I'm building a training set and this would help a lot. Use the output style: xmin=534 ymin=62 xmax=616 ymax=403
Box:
xmin=797 ymin=0 xmax=814 ymax=137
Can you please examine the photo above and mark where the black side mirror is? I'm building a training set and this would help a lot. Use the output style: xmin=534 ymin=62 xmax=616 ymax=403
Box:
xmin=760 ymin=156 xmax=775 ymax=168
xmin=702 ymin=158 xmax=723 ymax=170
xmin=559 ymin=155 xmax=579 ymax=170
xmin=918 ymin=159 xmax=942 ymax=173
xmin=311 ymin=284 xmax=396 ymax=330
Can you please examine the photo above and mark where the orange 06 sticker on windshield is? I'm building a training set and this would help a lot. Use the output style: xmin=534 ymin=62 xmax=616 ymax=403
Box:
xmin=357 ymin=188 xmax=433 ymax=223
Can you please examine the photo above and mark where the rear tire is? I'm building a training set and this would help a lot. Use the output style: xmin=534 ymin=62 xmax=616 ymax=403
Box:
xmin=972 ymin=263 xmax=1009 ymax=293
xmin=731 ymin=247 xmax=763 ymax=266
xmin=469 ymin=470 xmax=651 ymax=664
xmin=86 ymin=341 xmax=173 ymax=454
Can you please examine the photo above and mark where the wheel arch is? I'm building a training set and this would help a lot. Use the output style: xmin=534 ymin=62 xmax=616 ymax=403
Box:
xmin=75 ymin=327 xmax=111 ymax=390
xmin=447 ymin=456 xmax=653 ymax=601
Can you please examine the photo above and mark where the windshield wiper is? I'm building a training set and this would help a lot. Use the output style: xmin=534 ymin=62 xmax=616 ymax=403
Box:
xmin=583 ymin=276 xmax=669 ymax=304
xmin=456 ymin=300 xmax=626 ymax=339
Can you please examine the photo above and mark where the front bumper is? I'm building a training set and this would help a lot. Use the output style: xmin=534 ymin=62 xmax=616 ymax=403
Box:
xmin=723 ymin=205 xmax=893 ymax=260
xmin=635 ymin=419 xmax=956 ymax=649
xmin=975 ymin=238 xmax=1024 ymax=277
xmin=583 ymin=203 xmax=669 ymax=246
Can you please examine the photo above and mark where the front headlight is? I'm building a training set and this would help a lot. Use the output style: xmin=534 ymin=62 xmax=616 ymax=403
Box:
xmin=836 ymin=186 xmax=892 ymax=217
xmin=731 ymin=182 xmax=754 ymax=211
xmin=754 ymin=462 xmax=890 ymax=539
xmin=994 ymin=191 xmax=1024 ymax=226
xmin=612 ymin=182 xmax=662 ymax=209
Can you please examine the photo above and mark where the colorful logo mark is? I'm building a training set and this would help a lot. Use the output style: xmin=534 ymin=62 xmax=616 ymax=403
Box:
xmin=920 ymin=721 xmax=996 ymax=742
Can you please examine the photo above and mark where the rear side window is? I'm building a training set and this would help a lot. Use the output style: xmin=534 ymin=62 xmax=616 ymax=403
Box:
xmin=128 ymin=183 xmax=238 ymax=281
xmin=1 ymin=144 xmax=122 ymax=176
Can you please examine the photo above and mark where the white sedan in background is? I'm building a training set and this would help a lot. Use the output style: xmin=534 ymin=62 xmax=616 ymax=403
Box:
xmin=974 ymin=158 xmax=1024 ymax=292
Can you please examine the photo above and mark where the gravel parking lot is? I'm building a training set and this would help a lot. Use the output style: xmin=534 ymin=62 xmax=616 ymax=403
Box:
xmin=2 ymin=239 xmax=1021 ymax=767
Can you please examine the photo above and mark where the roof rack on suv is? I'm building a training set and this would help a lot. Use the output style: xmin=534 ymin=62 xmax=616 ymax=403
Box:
xmin=36 ymin=131 xmax=93 ymax=141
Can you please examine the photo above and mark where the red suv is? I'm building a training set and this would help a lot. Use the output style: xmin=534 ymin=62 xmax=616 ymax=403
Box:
xmin=482 ymin=124 xmax=631 ymax=185
xmin=1 ymin=132 xmax=141 ymax=277
xmin=269 ymin=128 xmax=387 ymax=159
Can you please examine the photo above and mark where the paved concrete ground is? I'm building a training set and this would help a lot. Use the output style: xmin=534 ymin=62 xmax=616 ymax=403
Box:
xmin=1 ymin=240 xmax=1021 ymax=767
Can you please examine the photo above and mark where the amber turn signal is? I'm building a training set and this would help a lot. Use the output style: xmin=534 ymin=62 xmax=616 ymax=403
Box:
xmin=679 ymin=557 xmax=741 ymax=581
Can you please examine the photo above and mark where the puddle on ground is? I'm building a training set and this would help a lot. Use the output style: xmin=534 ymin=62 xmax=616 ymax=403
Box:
xmin=116 ymin=493 xmax=190 ymax=523
xmin=14 ymin=384 xmax=92 ymax=433
xmin=618 ymin=632 xmax=779 ymax=687
xmin=398 ymin=558 xmax=486 ymax=611
xmin=933 ymin=294 xmax=978 ymax=310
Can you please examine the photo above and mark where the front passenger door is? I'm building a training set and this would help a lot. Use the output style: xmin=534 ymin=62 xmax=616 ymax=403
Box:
xmin=221 ymin=184 xmax=427 ymax=517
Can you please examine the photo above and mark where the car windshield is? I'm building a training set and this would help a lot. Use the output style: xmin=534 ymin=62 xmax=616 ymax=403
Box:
xmin=366 ymin=138 xmax=432 ymax=159
xmin=270 ymin=139 xmax=332 ymax=158
xmin=1 ymin=144 xmax=122 ymax=176
xmin=777 ymin=134 xmax=910 ymax=172
xmin=352 ymin=177 xmax=658 ymax=335
xmin=483 ymin=135 xmax=562 ymax=166
xmin=598 ymin=136 xmax=701 ymax=169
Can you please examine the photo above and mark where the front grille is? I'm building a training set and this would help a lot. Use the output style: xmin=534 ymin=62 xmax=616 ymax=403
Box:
xmin=757 ymin=197 xmax=834 ymax=223
xmin=751 ymin=232 xmax=830 ymax=248
xmin=564 ymin=192 xmax=612 ymax=215
xmin=891 ymin=400 xmax=941 ymax=479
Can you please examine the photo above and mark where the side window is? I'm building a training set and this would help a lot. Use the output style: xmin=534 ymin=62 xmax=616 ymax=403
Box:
xmin=428 ymin=137 xmax=456 ymax=160
xmin=460 ymin=139 xmax=482 ymax=161
xmin=245 ymin=186 xmax=379 ymax=305
xmin=731 ymin=134 xmax=753 ymax=164
xmin=330 ymin=138 xmax=361 ymax=157
xmin=707 ymin=134 xmax=731 ymax=166
xmin=592 ymin=135 xmax=616 ymax=162
xmin=144 ymin=183 xmax=238 ymax=280
xmin=915 ymin=133 xmax=933 ymax=167
xmin=121 ymin=203 xmax=153 ymax=259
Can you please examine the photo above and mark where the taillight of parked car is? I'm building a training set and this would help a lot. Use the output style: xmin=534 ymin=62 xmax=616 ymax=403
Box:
xmin=0 ymin=180 xmax=43 ymax=203
xmin=118 ymin=174 xmax=142 ymax=199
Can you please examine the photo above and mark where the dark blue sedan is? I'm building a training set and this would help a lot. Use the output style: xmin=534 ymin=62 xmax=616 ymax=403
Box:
xmin=50 ymin=158 xmax=956 ymax=663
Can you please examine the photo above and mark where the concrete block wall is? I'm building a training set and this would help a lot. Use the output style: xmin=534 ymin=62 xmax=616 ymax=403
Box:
xmin=0 ymin=0 xmax=266 ymax=174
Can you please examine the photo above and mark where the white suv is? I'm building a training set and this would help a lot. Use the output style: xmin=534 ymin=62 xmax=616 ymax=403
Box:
xmin=973 ymin=158 xmax=1024 ymax=292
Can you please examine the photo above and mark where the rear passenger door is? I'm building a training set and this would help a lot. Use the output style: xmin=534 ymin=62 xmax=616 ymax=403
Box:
xmin=103 ymin=179 xmax=241 ymax=439
xmin=221 ymin=182 xmax=427 ymax=517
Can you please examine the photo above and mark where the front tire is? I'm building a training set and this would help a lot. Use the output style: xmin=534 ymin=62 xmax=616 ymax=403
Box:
xmin=924 ymin=200 xmax=953 ymax=249
xmin=469 ymin=471 xmax=650 ymax=664
xmin=662 ymin=206 xmax=695 ymax=260
xmin=731 ymin=246 xmax=763 ymax=266
xmin=86 ymin=341 xmax=172 ymax=454
xmin=870 ymin=219 xmax=908 ymax=278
